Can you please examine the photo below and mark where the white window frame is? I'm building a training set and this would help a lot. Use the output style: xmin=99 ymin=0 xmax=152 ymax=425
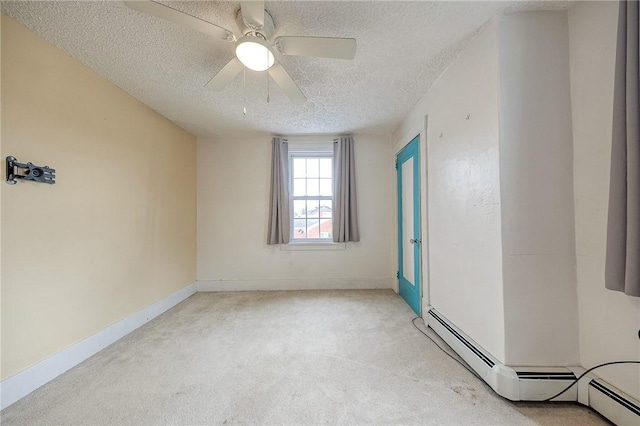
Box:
xmin=289 ymin=151 xmax=334 ymax=244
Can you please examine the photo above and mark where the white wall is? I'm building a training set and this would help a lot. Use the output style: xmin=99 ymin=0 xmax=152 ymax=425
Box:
xmin=568 ymin=1 xmax=640 ymax=400
xmin=394 ymin=3 xmax=640 ymax=399
xmin=394 ymin=19 xmax=506 ymax=362
xmin=197 ymin=134 xmax=394 ymax=290
xmin=497 ymin=11 xmax=580 ymax=366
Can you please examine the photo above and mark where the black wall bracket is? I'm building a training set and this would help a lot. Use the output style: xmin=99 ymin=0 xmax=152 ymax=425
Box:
xmin=6 ymin=156 xmax=56 ymax=185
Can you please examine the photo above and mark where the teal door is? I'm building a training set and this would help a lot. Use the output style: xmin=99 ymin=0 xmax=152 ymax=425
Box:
xmin=397 ymin=136 xmax=421 ymax=315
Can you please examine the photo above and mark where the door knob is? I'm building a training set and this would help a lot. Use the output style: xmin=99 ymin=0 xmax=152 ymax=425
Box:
xmin=410 ymin=238 xmax=421 ymax=244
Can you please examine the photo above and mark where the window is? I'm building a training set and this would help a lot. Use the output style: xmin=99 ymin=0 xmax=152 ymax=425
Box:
xmin=290 ymin=153 xmax=333 ymax=242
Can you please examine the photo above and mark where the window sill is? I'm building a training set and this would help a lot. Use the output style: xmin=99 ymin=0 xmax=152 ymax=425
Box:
xmin=280 ymin=242 xmax=346 ymax=251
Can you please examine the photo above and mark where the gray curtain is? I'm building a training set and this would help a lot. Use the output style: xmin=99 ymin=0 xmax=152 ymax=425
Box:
xmin=333 ymin=136 xmax=360 ymax=242
xmin=267 ymin=137 xmax=290 ymax=245
xmin=605 ymin=0 xmax=639 ymax=297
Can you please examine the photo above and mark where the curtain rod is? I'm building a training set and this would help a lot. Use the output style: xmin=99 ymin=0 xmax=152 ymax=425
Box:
xmin=277 ymin=137 xmax=346 ymax=143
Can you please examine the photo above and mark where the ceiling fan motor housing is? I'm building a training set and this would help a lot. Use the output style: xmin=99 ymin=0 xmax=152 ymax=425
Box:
xmin=236 ymin=7 xmax=275 ymax=40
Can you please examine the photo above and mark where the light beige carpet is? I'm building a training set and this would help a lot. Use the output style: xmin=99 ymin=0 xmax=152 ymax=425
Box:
xmin=1 ymin=290 xmax=609 ymax=425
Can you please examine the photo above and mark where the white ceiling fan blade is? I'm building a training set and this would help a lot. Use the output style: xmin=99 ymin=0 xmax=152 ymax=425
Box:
xmin=240 ymin=1 xmax=265 ymax=30
xmin=205 ymin=58 xmax=244 ymax=91
xmin=275 ymin=37 xmax=356 ymax=60
xmin=124 ymin=1 xmax=236 ymax=41
xmin=268 ymin=62 xmax=306 ymax=105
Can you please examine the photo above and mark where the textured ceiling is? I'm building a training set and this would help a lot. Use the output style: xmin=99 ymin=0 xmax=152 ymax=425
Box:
xmin=1 ymin=1 xmax=571 ymax=138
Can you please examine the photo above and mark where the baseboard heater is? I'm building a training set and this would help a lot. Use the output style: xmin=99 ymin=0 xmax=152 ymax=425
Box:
xmin=424 ymin=305 xmax=640 ymax=425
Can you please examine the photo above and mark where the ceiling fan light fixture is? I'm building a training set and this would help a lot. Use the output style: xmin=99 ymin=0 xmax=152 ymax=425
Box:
xmin=235 ymin=36 xmax=274 ymax=71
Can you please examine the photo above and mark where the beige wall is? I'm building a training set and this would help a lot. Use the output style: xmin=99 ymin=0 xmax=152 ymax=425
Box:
xmin=1 ymin=15 xmax=197 ymax=379
xmin=0 ymin=14 xmax=4 ymax=374
xmin=393 ymin=19 xmax=506 ymax=362
xmin=568 ymin=1 xmax=640 ymax=400
xmin=197 ymin=134 xmax=394 ymax=290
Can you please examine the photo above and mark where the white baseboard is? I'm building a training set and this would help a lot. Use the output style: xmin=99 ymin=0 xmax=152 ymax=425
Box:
xmin=0 ymin=282 xmax=197 ymax=410
xmin=197 ymin=277 xmax=394 ymax=292
xmin=423 ymin=305 xmax=640 ymax=424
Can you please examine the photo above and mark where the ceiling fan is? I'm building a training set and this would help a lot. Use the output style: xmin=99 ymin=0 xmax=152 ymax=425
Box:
xmin=124 ymin=0 xmax=357 ymax=104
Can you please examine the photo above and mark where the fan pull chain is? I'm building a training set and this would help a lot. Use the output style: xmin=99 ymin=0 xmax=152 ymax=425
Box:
xmin=266 ymin=47 xmax=270 ymax=103
xmin=242 ymin=66 xmax=247 ymax=116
